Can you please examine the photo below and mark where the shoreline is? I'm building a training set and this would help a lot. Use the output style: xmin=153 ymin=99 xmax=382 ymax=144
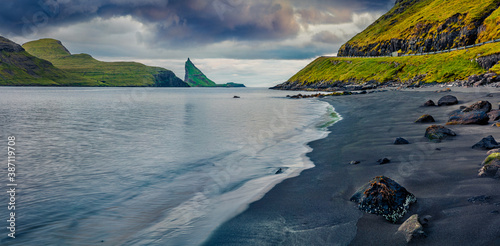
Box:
xmin=203 ymin=87 xmax=500 ymax=245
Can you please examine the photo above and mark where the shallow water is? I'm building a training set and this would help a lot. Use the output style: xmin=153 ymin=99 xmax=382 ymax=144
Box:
xmin=0 ymin=87 xmax=338 ymax=245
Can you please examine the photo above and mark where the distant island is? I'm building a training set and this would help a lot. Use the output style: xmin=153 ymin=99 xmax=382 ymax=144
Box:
xmin=0 ymin=36 xmax=246 ymax=87
xmin=184 ymin=58 xmax=245 ymax=87
xmin=272 ymin=0 xmax=500 ymax=91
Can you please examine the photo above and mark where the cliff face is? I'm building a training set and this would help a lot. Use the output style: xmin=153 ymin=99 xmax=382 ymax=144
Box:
xmin=184 ymin=58 xmax=245 ymax=87
xmin=338 ymin=0 xmax=500 ymax=57
xmin=184 ymin=58 xmax=217 ymax=87
xmin=153 ymin=69 xmax=189 ymax=87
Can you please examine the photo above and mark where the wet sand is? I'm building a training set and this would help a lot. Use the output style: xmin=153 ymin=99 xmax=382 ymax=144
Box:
xmin=203 ymin=87 xmax=500 ymax=246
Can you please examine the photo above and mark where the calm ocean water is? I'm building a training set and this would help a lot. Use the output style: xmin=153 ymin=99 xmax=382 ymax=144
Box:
xmin=0 ymin=87 xmax=340 ymax=245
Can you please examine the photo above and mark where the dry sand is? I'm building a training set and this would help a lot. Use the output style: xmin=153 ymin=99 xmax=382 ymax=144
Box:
xmin=203 ymin=87 xmax=500 ymax=246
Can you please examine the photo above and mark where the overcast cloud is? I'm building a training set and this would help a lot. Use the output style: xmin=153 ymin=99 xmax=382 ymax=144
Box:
xmin=0 ymin=0 xmax=394 ymax=86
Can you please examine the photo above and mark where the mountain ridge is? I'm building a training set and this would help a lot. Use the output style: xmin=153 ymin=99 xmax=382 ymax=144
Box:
xmin=22 ymin=38 xmax=189 ymax=87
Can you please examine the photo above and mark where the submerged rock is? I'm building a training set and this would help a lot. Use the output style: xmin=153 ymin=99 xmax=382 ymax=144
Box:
xmin=377 ymin=158 xmax=391 ymax=164
xmin=437 ymin=95 xmax=458 ymax=106
xmin=425 ymin=125 xmax=456 ymax=142
xmin=350 ymin=176 xmax=416 ymax=223
xmin=423 ymin=100 xmax=436 ymax=107
xmin=448 ymin=110 xmax=489 ymax=125
xmin=415 ymin=114 xmax=435 ymax=123
xmin=275 ymin=168 xmax=284 ymax=174
xmin=394 ymin=137 xmax=410 ymax=145
xmin=462 ymin=101 xmax=492 ymax=113
xmin=396 ymin=214 xmax=426 ymax=243
xmin=478 ymin=153 xmax=500 ymax=178
xmin=472 ymin=135 xmax=500 ymax=150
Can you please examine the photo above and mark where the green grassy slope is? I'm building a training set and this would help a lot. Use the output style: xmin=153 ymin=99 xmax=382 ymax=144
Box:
xmin=339 ymin=0 xmax=500 ymax=56
xmin=184 ymin=58 xmax=245 ymax=87
xmin=0 ymin=36 xmax=96 ymax=86
xmin=288 ymin=42 xmax=500 ymax=85
xmin=184 ymin=58 xmax=217 ymax=87
xmin=23 ymin=38 xmax=187 ymax=87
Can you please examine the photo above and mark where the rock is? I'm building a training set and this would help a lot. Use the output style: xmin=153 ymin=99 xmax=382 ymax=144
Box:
xmin=472 ymin=135 xmax=500 ymax=150
xmin=488 ymin=110 xmax=500 ymax=121
xmin=349 ymin=160 xmax=361 ymax=165
xmin=350 ymin=176 xmax=416 ymax=223
xmin=487 ymin=148 xmax=500 ymax=155
xmin=377 ymin=158 xmax=391 ymax=164
xmin=437 ymin=95 xmax=458 ymax=106
xmin=396 ymin=214 xmax=426 ymax=243
xmin=418 ymin=215 xmax=432 ymax=226
xmin=415 ymin=114 xmax=435 ymax=123
xmin=478 ymin=153 xmax=500 ymax=178
xmin=394 ymin=137 xmax=410 ymax=145
xmin=275 ymin=168 xmax=284 ymax=174
xmin=233 ymin=96 xmax=240 ymax=98
xmin=468 ymin=195 xmax=493 ymax=203
xmin=425 ymin=125 xmax=456 ymax=142
xmin=448 ymin=110 xmax=489 ymax=125
xmin=423 ymin=100 xmax=436 ymax=107
xmin=462 ymin=101 xmax=492 ymax=113
xmin=492 ymin=122 xmax=500 ymax=127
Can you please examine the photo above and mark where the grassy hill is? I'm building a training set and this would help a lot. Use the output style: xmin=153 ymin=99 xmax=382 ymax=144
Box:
xmin=0 ymin=36 xmax=97 ymax=86
xmin=23 ymin=38 xmax=188 ymax=87
xmin=275 ymin=0 xmax=500 ymax=90
xmin=184 ymin=58 xmax=245 ymax=87
xmin=338 ymin=0 xmax=500 ymax=56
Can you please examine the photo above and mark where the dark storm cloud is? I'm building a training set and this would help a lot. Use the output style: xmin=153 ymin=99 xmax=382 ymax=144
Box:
xmin=0 ymin=0 xmax=394 ymax=41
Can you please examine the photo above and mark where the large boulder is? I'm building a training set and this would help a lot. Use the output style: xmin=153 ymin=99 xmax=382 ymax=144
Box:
xmin=394 ymin=137 xmax=410 ymax=145
xmin=472 ymin=135 xmax=500 ymax=150
xmin=396 ymin=214 xmax=426 ymax=243
xmin=462 ymin=101 xmax=492 ymax=113
xmin=423 ymin=100 xmax=436 ymax=107
xmin=448 ymin=110 xmax=489 ymax=125
xmin=350 ymin=176 xmax=416 ymax=223
xmin=437 ymin=95 xmax=458 ymax=106
xmin=415 ymin=114 xmax=435 ymax=123
xmin=425 ymin=125 xmax=456 ymax=142
xmin=478 ymin=153 xmax=500 ymax=178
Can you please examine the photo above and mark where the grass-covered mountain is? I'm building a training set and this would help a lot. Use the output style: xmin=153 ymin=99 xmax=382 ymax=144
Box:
xmin=23 ymin=38 xmax=188 ymax=87
xmin=184 ymin=58 xmax=245 ymax=87
xmin=274 ymin=0 xmax=500 ymax=90
xmin=339 ymin=0 xmax=500 ymax=57
xmin=0 ymin=36 xmax=95 ymax=86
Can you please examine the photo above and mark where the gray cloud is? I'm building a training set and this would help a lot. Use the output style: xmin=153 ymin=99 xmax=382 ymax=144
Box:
xmin=0 ymin=0 xmax=394 ymax=59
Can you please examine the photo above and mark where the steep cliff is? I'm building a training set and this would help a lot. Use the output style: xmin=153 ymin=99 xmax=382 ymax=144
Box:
xmin=184 ymin=58 xmax=245 ymax=87
xmin=338 ymin=0 xmax=500 ymax=57
xmin=0 ymin=36 xmax=95 ymax=86
xmin=23 ymin=38 xmax=189 ymax=87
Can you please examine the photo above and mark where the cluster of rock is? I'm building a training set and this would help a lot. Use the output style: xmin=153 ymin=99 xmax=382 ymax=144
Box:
xmin=459 ymin=73 xmax=500 ymax=87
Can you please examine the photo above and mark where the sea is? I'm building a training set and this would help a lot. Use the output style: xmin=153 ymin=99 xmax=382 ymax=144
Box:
xmin=0 ymin=87 xmax=341 ymax=245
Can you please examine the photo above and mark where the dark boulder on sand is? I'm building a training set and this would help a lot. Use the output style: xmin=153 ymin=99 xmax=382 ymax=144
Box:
xmin=478 ymin=153 xmax=500 ymax=178
xmin=423 ymin=100 xmax=436 ymax=107
xmin=425 ymin=125 xmax=456 ymax=142
xmin=350 ymin=176 xmax=416 ymax=223
xmin=394 ymin=137 xmax=409 ymax=145
xmin=448 ymin=110 xmax=489 ymax=125
xmin=437 ymin=95 xmax=458 ymax=106
xmin=396 ymin=214 xmax=426 ymax=243
xmin=462 ymin=101 xmax=492 ymax=113
xmin=472 ymin=135 xmax=500 ymax=150
xmin=377 ymin=158 xmax=391 ymax=164
xmin=415 ymin=114 xmax=435 ymax=123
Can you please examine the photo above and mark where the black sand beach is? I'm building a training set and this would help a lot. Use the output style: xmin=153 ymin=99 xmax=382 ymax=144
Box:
xmin=204 ymin=87 xmax=500 ymax=245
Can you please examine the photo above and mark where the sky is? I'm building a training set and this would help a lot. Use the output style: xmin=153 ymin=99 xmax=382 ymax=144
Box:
xmin=0 ymin=0 xmax=395 ymax=87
